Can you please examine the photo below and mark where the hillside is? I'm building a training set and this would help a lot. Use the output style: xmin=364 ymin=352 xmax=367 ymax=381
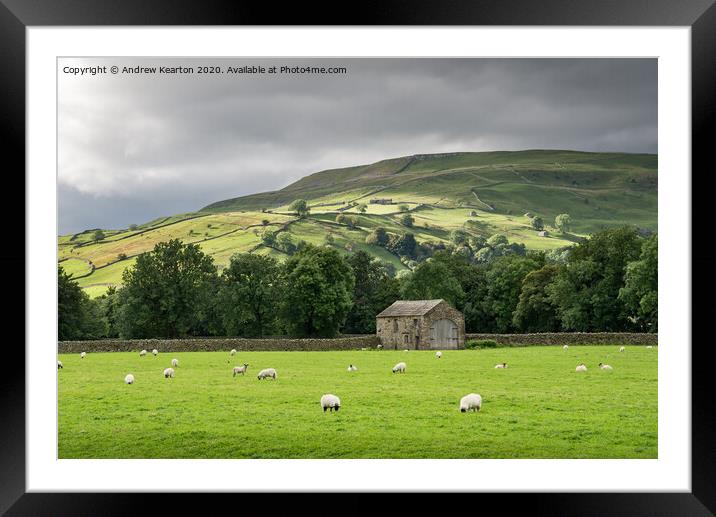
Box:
xmin=59 ymin=150 xmax=657 ymax=298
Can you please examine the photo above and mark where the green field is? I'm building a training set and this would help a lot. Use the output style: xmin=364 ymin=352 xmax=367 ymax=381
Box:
xmin=59 ymin=150 xmax=657 ymax=298
xmin=58 ymin=346 xmax=657 ymax=459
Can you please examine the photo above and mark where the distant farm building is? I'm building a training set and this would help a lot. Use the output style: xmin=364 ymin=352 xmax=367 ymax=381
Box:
xmin=369 ymin=198 xmax=393 ymax=205
xmin=376 ymin=299 xmax=465 ymax=350
xmin=538 ymin=230 xmax=549 ymax=237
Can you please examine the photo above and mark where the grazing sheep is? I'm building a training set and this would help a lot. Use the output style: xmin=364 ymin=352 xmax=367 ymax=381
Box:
xmin=171 ymin=358 xmax=179 ymax=368
xmin=619 ymin=346 xmax=625 ymax=353
xmin=257 ymin=368 xmax=277 ymax=380
xmin=163 ymin=367 xmax=175 ymax=378
xmin=80 ymin=352 xmax=86 ymax=359
xmin=125 ymin=374 xmax=135 ymax=384
xmin=233 ymin=363 xmax=249 ymax=377
xmin=377 ymin=344 xmax=383 ymax=350
xmin=152 ymin=349 xmax=159 ymax=357
xmin=320 ymin=394 xmax=341 ymax=412
xmin=139 ymin=349 xmax=147 ymax=357
xmin=599 ymin=363 xmax=613 ymax=370
xmin=562 ymin=345 xmax=569 ymax=351
xmin=230 ymin=349 xmax=237 ymax=356
xmin=57 ymin=360 xmax=63 ymax=369
xmin=459 ymin=393 xmax=482 ymax=413
xmin=392 ymin=362 xmax=407 ymax=374
xmin=494 ymin=363 xmax=507 ymax=369
xmin=403 ymin=349 xmax=409 ymax=352
xmin=646 ymin=346 xmax=653 ymax=349
xmin=435 ymin=351 xmax=442 ymax=359
xmin=347 ymin=364 xmax=358 ymax=372
xmin=575 ymin=363 xmax=587 ymax=372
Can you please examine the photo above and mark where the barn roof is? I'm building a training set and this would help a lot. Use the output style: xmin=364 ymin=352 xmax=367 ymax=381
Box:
xmin=377 ymin=299 xmax=445 ymax=317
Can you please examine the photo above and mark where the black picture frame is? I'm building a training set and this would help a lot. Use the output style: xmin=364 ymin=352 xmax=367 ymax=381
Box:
xmin=2 ymin=0 xmax=714 ymax=514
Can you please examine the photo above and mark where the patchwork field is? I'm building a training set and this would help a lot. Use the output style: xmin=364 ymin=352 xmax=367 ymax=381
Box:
xmin=58 ymin=346 xmax=657 ymax=459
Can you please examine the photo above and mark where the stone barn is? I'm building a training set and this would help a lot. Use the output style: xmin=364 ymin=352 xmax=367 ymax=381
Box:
xmin=376 ymin=299 xmax=465 ymax=350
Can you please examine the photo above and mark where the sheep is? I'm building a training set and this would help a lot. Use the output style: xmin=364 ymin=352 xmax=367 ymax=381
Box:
xmin=152 ymin=349 xmax=159 ymax=357
xmin=163 ymin=367 xmax=175 ymax=378
xmin=459 ymin=393 xmax=482 ymax=413
xmin=646 ymin=346 xmax=654 ymax=349
xmin=435 ymin=351 xmax=442 ymax=359
xmin=257 ymin=368 xmax=277 ymax=380
xmin=562 ymin=345 xmax=569 ymax=351
xmin=230 ymin=349 xmax=237 ymax=356
xmin=80 ymin=352 xmax=86 ymax=359
xmin=233 ymin=363 xmax=249 ymax=377
xmin=619 ymin=346 xmax=625 ymax=353
xmin=494 ymin=363 xmax=507 ymax=369
xmin=377 ymin=344 xmax=383 ymax=350
xmin=171 ymin=358 xmax=179 ymax=368
xmin=57 ymin=360 xmax=63 ymax=369
xmin=139 ymin=349 xmax=147 ymax=357
xmin=403 ymin=349 xmax=409 ymax=352
xmin=347 ymin=364 xmax=358 ymax=372
xmin=392 ymin=362 xmax=406 ymax=374
xmin=320 ymin=394 xmax=341 ymax=412
xmin=575 ymin=363 xmax=587 ymax=372
xmin=125 ymin=374 xmax=135 ymax=384
xmin=599 ymin=363 xmax=613 ymax=370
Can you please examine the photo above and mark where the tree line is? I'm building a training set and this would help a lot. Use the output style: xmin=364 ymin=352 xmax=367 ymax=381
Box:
xmin=58 ymin=226 xmax=657 ymax=340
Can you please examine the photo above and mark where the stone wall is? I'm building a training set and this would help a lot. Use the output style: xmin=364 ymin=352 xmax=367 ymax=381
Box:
xmin=58 ymin=335 xmax=380 ymax=353
xmin=465 ymin=332 xmax=658 ymax=346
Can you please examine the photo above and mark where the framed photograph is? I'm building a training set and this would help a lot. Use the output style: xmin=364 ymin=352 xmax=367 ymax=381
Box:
xmin=4 ymin=0 xmax=715 ymax=513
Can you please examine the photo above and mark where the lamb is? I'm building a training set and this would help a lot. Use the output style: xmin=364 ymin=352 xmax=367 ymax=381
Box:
xmin=233 ymin=363 xmax=249 ymax=377
xmin=57 ymin=360 xmax=63 ymax=369
xmin=320 ymin=394 xmax=341 ymax=412
xmin=171 ymin=358 xmax=179 ymax=368
xmin=599 ymin=363 xmax=613 ymax=370
xmin=563 ymin=345 xmax=569 ymax=351
xmin=435 ymin=351 xmax=442 ymax=359
xmin=125 ymin=374 xmax=135 ymax=384
xmin=494 ymin=363 xmax=507 ymax=369
xmin=575 ymin=363 xmax=587 ymax=372
xmin=139 ymin=349 xmax=147 ymax=357
xmin=80 ymin=352 xmax=86 ymax=359
xmin=347 ymin=364 xmax=358 ymax=372
xmin=257 ymin=368 xmax=277 ymax=380
xmin=163 ymin=367 xmax=175 ymax=378
xmin=152 ymin=349 xmax=159 ymax=356
xmin=230 ymin=349 xmax=237 ymax=356
xmin=459 ymin=393 xmax=482 ymax=412
xmin=619 ymin=346 xmax=625 ymax=353
xmin=392 ymin=362 xmax=407 ymax=374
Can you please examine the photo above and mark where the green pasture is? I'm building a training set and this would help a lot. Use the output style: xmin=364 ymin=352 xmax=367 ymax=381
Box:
xmin=58 ymin=346 xmax=657 ymax=459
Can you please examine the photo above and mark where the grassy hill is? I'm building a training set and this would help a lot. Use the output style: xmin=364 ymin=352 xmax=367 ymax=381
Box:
xmin=59 ymin=150 xmax=657 ymax=298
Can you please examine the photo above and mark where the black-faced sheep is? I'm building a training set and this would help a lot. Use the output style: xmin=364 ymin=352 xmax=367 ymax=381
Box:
xmin=163 ymin=367 xmax=175 ymax=378
xmin=599 ymin=363 xmax=613 ymax=370
xmin=257 ymin=368 xmax=277 ymax=380
xmin=125 ymin=374 xmax=135 ymax=384
xmin=575 ymin=363 xmax=587 ymax=372
xmin=233 ymin=364 xmax=249 ymax=377
xmin=320 ymin=394 xmax=341 ymax=412
xmin=435 ymin=351 xmax=442 ymax=358
xmin=57 ymin=360 xmax=63 ymax=369
xmin=171 ymin=358 xmax=179 ymax=368
xmin=459 ymin=393 xmax=482 ymax=412
xmin=392 ymin=362 xmax=406 ymax=373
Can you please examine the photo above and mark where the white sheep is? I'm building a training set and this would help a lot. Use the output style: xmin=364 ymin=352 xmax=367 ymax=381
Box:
xmin=563 ymin=345 xmax=569 ymax=351
xmin=575 ymin=363 xmax=587 ymax=372
xmin=435 ymin=351 xmax=442 ymax=359
xmin=646 ymin=346 xmax=653 ymax=349
xmin=619 ymin=346 xmax=625 ymax=353
xmin=599 ymin=363 xmax=613 ymax=370
xmin=57 ymin=360 xmax=63 ymax=369
xmin=257 ymin=368 xmax=277 ymax=380
xmin=377 ymin=344 xmax=383 ymax=350
xmin=125 ymin=374 xmax=135 ymax=384
xmin=392 ymin=362 xmax=406 ymax=374
xmin=233 ymin=363 xmax=249 ymax=377
xmin=494 ymin=363 xmax=507 ymax=369
xmin=230 ymin=349 xmax=237 ymax=356
xmin=403 ymin=349 xmax=409 ymax=352
xmin=320 ymin=394 xmax=341 ymax=412
xmin=347 ymin=364 xmax=358 ymax=372
xmin=80 ymin=352 xmax=86 ymax=359
xmin=152 ymin=349 xmax=159 ymax=356
xmin=163 ymin=367 xmax=175 ymax=378
xmin=459 ymin=393 xmax=482 ymax=412
xmin=139 ymin=349 xmax=147 ymax=357
xmin=171 ymin=358 xmax=179 ymax=368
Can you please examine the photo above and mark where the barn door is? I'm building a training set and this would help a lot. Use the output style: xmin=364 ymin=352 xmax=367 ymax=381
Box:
xmin=430 ymin=319 xmax=458 ymax=347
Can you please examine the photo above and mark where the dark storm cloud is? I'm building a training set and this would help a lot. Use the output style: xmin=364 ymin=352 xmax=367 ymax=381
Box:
xmin=58 ymin=58 xmax=657 ymax=234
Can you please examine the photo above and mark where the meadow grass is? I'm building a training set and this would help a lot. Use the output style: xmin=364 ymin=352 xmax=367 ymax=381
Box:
xmin=58 ymin=346 xmax=657 ymax=459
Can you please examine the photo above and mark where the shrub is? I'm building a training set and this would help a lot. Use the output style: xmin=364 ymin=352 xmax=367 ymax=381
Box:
xmin=464 ymin=339 xmax=499 ymax=349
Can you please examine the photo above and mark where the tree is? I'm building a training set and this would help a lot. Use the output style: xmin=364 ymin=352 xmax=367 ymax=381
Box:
xmin=324 ymin=234 xmax=335 ymax=246
xmin=357 ymin=203 xmax=367 ymax=213
xmin=400 ymin=213 xmax=414 ymax=228
xmin=513 ymin=265 xmax=562 ymax=331
xmin=619 ymin=234 xmax=658 ymax=331
xmin=116 ymin=239 xmax=219 ymax=338
xmin=219 ymin=253 xmax=281 ymax=337
xmin=92 ymin=229 xmax=106 ymax=242
xmin=482 ymin=255 xmax=542 ymax=332
xmin=449 ymin=229 xmax=469 ymax=246
xmin=487 ymin=234 xmax=508 ymax=247
xmin=555 ymin=213 xmax=572 ymax=233
xmin=281 ymin=245 xmax=355 ymax=337
xmin=289 ymin=199 xmax=310 ymax=218
xmin=58 ymin=265 xmax=108 ymax=340
xmin=261 ymin=229 xmax=277 ymax=247
xmin=531 ymin=216 xmax=544 ymax=231
xmin=276 ymin=232 xmax=297 ymax=255
xmin=128 ymin=224 xmax=138 ymax=231
xmin=365 ymin=227 xmax=389 ymax=246
xmin=398 ymin=204 xmax=410 ymax=212
xmin=400 ymin=259 xmax=464 ymax=307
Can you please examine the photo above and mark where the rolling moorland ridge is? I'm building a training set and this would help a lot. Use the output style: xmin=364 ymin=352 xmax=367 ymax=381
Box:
xmin=59 ymin=150 xmax=657 ymax=298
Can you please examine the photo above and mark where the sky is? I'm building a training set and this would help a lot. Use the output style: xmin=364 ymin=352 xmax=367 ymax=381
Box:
xmin=58 ymin=58 xmax=657 ymax=234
